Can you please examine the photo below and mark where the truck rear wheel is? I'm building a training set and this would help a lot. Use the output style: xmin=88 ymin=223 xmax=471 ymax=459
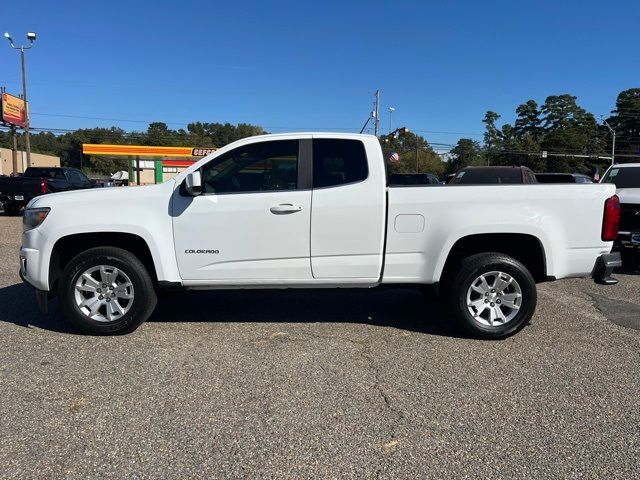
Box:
xmin=58 ymin=247 xmax=157 ymax=335
xmin=447 ymin=253 xmax=537 ymax=339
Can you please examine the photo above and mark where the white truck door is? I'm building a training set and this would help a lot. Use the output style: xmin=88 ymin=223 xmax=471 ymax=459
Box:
xmin=172 ymin=138 xmax=313 ymax=282
xmin=310 ymin=136 xmax=387 ymax=279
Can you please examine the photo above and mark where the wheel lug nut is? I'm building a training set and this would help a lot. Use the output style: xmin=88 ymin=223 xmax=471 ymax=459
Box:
xmin=98 ymin=295 xmax=103 ymax=300
xmin=102 ymin=284 xmax=107 ymax=288
xmin=97 ymin=288 xmax=101 ymax=293
xmin=497 ymin=300 xmax=501 ymax=304
xmin=484 ymin=292 xmax=489 ymax=296
xmin=484 ymin=299 xmax=489 ymax=303
xmin=490 ymin=302 xmax=495 ymax=307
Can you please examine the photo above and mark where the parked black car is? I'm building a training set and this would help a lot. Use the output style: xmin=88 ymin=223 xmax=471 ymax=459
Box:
xmin=450 ymin=166 xmax=537 ymax=184
xmin=0 ymin=167 xmax=94 ymax=215
xmin=388 ymin=173 xmax=440 ymax=186
xmin=535 ymin=173 xmax=593 ymax=183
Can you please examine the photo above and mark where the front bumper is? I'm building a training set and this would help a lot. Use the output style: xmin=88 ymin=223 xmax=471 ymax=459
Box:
xmin=0 ymin=194 xmax=28 ymax=204
xmin=592 ymin=252 xmax=622 ymax=285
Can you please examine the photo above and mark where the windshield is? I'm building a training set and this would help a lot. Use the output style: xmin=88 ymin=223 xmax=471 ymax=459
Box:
xmin=601 ymin=167 xmax=640 ymax=189
xmin=24 ymin=168 xmax=66 ymax=180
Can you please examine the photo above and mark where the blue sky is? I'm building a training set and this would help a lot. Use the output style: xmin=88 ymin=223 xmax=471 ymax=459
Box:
xmin=1 ymin=0 xmax=638 ymax=148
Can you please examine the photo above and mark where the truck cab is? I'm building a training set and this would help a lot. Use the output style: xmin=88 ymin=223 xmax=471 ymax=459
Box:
xmin=171 ymin=134 xmax=387 ymax=285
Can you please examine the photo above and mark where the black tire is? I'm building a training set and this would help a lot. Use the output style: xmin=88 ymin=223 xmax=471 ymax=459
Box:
xmin=4 ymin=203 xmax=21 ymax=216
xmin=58 ymin=246 xmax=157 ymax=335
xmin=447 ymin=252 xmax=537 ymax=339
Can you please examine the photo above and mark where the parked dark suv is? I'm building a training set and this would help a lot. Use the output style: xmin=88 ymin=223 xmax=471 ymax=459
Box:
xmin=388 ymin=173 xmax=441 ymax=186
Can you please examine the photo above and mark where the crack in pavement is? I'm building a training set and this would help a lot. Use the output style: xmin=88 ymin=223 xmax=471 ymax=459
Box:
xmin=289 ymin=331 xmax=407 ymax=477
xmin=359 ymin=340 xmax=406 ymax=478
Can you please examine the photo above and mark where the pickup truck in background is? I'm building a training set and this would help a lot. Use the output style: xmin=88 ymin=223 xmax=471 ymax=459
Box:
xmin=388 ymin=173 xmax=441 ymax=186
xmin=0 ymin=167 xmax=94 ymax=215
xmin=19 ymin=133 xmax=621 ymax=338
xmin=600 ymin=163 xmax=640 ymax=264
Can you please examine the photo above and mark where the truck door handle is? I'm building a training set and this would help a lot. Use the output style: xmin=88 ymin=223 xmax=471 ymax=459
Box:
xmin=270 ymin=203 xmax=303 ymax=214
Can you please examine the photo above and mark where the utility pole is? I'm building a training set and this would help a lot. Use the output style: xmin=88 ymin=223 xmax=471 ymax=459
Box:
xmin=4 ymin=32 xmax=36 ymax=168
xmin=415 ymin=144 xmax=419 ymax=173
xmin=20 ymin=47 xmax=31 ymax=168
xmin=374 ymin=90 xmax=380 ymax=137
xmin=388 ymin=107 xmax=395 ymax=133
xmin=10 ymin=126 xmax=18 ymax=175
xmin=601 ymin=117 xmax=616 ymax=166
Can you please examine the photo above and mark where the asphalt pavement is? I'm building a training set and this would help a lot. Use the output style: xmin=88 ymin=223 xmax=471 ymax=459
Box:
xmin=0 ymin=214 xmax=638 ymax=479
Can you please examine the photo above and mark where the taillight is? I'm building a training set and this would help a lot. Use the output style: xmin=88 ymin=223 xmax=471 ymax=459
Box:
xmin=40 ymin=178 xmax=48 ymax=194
xmin=602 ymin=195 xmax=620 ymax=241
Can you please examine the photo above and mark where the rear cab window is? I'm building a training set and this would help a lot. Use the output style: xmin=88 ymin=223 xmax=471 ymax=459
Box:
xmin=313 ymin=139 xmax=368 ymax=188
xmin=24 ymin=168 xmax=66 ymax=180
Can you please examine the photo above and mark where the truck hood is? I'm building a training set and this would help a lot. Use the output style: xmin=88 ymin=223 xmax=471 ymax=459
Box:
xmin=28 ymin=180 xmax=176 ymax=209
xmin=617 ymin=188 xmax=640 ymax=204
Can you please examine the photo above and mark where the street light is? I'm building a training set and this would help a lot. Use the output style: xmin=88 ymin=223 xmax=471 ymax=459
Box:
xmin=388 ymin=107 xmax=395 ymax=133
xmin=601 ymin=116 xmax=616 ymax=167
xmin=4 ymin=31 xmax=36 ymax=168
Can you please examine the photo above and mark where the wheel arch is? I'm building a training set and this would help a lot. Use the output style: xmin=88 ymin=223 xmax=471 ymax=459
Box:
xmin=438 ymin=232 xmax=549 ymax=286
xmin=50 ymin=232 xmax=159 ymax=292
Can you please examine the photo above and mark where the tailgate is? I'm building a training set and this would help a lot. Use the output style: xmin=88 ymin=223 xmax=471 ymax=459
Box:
xmin=0 ymin=178 xmax=42 ymax=197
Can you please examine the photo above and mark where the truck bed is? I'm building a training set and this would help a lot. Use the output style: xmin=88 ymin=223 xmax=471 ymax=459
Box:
xmin=384 ymin=183 xmax=616 ymax=283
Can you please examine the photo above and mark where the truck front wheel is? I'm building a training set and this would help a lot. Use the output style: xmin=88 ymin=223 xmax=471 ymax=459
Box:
xmin=447 ymin=253 xmax=537 ymax=339
xmin=58 ymin=247 xmax=157 ymax=335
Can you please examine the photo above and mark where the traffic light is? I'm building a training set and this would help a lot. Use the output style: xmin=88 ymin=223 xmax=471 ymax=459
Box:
xmin=380 ymin=127 xmax=410 ymax=145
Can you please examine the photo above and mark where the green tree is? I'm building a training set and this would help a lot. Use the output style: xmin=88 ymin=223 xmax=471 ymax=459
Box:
xmin=607 ymin=88 xmax=640 ymax=160
xmin=448 ymin=138 xmax=484 ymax=174
xmin=483 ymin=111 xmax=502 ymax=165
xmin=514 ymin=100 xmax=541 ymax=140
xmin=539 ymin=95 xmax=601 ymax=172
xmin=144 ymin=122 xmax=176 ymax=146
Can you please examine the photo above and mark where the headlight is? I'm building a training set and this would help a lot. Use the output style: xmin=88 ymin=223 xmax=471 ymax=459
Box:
xmin=23 ymin=207 xmax=51 ymax=232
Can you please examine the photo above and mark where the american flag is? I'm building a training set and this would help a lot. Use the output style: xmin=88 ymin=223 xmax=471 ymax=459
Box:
xmin=389 ymin=152 xmax=400 ymax=162
xmin=593 ymin=168 xmax=600 ymax=182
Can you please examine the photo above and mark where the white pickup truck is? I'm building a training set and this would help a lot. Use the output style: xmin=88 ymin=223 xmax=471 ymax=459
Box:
xmin=20 ymin=133 xmax=621 ymax=338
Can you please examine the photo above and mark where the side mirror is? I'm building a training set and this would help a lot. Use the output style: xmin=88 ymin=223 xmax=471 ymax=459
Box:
xmin=184 ymin=171 xmax=202 ymax=196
